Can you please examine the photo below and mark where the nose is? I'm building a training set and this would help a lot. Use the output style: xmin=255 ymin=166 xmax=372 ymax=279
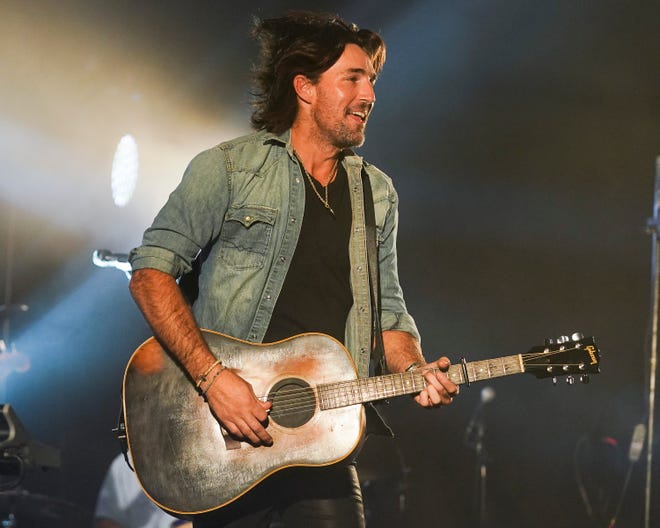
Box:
xmin=360 ymin=79 xmax=376 ymax=107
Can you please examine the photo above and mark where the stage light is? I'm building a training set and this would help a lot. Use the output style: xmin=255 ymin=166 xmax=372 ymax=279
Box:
xmin=111 ymin=134 xmax=139 ymax=207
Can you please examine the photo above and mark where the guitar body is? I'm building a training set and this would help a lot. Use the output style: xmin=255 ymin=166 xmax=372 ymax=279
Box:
xmin=123 ymin=330 xmax=365 ymax=515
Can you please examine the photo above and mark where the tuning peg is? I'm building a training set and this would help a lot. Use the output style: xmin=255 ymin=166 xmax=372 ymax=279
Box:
xmin=557 ymin=335 xmax=570 ymax=344
xmin=552 ymin=377 xmax=558 ymax=386
xmin=580 ymin=375 xmax=590 ymax=384
xmin=571 ymin=332 xmax=584 ymax=341
xmin=545 ymin=338 xmax=555 ymax=346
xmin=566 ymin=375 xmax=575 ymax=385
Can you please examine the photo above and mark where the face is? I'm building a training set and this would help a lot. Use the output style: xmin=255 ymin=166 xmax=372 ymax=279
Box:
xmin=308 ymin=43 xmax=377 ymax=149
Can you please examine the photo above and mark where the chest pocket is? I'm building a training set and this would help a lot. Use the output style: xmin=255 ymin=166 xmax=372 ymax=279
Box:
xmin=219 ymin=205 xmax=278 ymax=269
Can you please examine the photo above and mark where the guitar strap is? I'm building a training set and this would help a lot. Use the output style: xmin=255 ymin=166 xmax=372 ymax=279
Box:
xmin=361 ymin=168 xmax=395 ymax=438
xmin=361 ymin=167 xmax=386 ymax=376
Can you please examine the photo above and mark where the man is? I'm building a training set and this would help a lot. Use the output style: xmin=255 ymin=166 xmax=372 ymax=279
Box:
xmin=128 ymin=11 xmax=458 ymax=527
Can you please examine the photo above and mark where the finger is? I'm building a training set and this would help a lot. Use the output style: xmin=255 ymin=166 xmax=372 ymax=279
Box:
xmin=426 ymin=384 xmax=453 ymax=406
xmin=235 ymin=417 xmax=271 ymax=446
xmin=222 ymin=420 xmax=243 ymax=439
xmin=253 ymin=400 xmax=271 ymax=422
xmin=413 ymin=391 xmax=431 ymax=408
xmin=435 ymin=357 xmax=451 ymax=371
xmin=423 ymin=368 xmax=455 ymax=396
xmin=245 ymin=412 xmax=273 ymax=445
xmin=433 ymin=368 xmax=459 ymax=396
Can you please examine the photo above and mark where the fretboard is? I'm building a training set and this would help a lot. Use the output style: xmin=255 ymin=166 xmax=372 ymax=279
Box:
xmin=317 ymin=354 xmax=524 ymax=410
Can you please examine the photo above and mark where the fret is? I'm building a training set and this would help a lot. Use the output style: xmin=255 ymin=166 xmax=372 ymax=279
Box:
xmin=357 ymin=378 xmax=365 ymax=403
xmin=364 ymin=378 xmax=373 ymax=401
xmin=375 ymin=375 xmax=385 ymax=400
xmin=403 ymin=373 xmax=413 ymax=395
xmin=321 ymin=384 xmax=334 ymax=410
xmin=413 ymin=372 xmax=425 ymax=393
xmin=391 ymin=374 xmax=400 ymax=397
xmin=389 ymin=373 xmax=398 ymax=396
xmin=366 ymin=378 xmax=374 ymax=401
xmin=379 ymin=375 xmax=388 ymax=398
xmin=393 ymin=373 xmax=403 ymax=395
xmin=350 ymin=380 xmax=358 ymax=406
xmin=317 ymin=386 xmax=325 ymax=410
xmin=340 ymin=382 xmax=350 ymax=407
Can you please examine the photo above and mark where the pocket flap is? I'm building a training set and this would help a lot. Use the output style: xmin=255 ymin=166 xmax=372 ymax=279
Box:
xmin=225 ymin=205 xmax=277 ymax=228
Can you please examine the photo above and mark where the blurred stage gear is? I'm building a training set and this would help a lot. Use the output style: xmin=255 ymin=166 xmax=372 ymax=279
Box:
xmin=0 ymin=341 xmax=30 ymax=380
xmin=0 ymin=490 xmax=87 ymax=528
xmin=92 ymin=249 xmax=132 ymax=278
xmin=0 ymin=405 xmax=73 ymax=527
xmin=464 ymin=386 xmax=495 ymax=528
xmin=1 ymin=204 xmax=31 ymax=399
xmin=357 ymin=435 xmax=409 ymax=527
xmin=644 ymin=154 xmax=660 ymax=528
xmin=0 ymin=404 xmax=60 ymax=489
xmin=464 ymin=386 xmax=495 ymax=443
xmin=574 ymin=429 xmax=626 ymax=525
xmin=608 ymin=423 xmax=646 ymax=527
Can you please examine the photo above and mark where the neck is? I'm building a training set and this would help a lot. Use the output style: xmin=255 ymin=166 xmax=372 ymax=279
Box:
xmin=291 ymin=126 xmax=340 ymax=186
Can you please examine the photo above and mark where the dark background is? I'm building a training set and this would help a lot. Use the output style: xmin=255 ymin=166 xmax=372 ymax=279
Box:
xmin=1 ymin=1 xmax=659 ymax=526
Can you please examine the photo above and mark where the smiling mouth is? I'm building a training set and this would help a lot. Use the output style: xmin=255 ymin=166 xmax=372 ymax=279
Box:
xmin=348 ymin=110 xmax=367 ymax=123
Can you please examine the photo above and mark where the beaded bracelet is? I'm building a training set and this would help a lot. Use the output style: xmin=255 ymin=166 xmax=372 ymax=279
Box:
xmin=195 ymin=359 xmax=222 ymax=390
xmin=199 ymin=364 xmax=226 ymax=396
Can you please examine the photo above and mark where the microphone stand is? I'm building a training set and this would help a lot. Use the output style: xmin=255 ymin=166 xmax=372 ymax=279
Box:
xmin=644 ymin=156 xmax=660 ymax=528
xmin=474 ymin=420 xmax=488 ymax=528
xmin=465 ymin=407 xmax=489 ymax=527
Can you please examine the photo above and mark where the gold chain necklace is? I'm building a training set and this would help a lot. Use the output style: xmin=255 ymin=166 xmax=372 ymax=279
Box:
xmin=296 ymin=153 xmax=338 ymax=216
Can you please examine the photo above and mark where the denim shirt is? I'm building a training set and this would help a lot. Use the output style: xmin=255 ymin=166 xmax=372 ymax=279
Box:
xmin=129 ymin=129 xmax=419 ymax=378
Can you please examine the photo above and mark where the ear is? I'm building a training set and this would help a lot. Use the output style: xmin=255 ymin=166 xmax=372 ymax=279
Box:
xmin=293 ymin=74 xmax=315 ymax=105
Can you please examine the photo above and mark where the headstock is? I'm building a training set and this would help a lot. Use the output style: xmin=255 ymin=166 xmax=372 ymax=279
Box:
xmin=522 ymin=333 xmax=600 ymax=384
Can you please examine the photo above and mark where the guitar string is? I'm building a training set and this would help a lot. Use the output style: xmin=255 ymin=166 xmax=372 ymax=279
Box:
xmin=239 ymin=347 xmax=593 ymax=418
xmin=256 ymin=345 xmax=588 ymax=409
xmin=262 ymin=348 xmax=586 ymax=409
xmin=258 ymin=344 xmax=587 ymax=407
xmin=257 ymin=373 xmax=428 ymax=417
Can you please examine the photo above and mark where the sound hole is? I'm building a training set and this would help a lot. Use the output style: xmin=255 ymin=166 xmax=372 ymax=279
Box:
xmin=268 ymin=377 xmax=316 ymax=428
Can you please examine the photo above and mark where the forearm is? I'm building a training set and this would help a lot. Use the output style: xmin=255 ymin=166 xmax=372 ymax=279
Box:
xmin=129 ymin=268 xmax=216 ymax=381
xmin=382 ymin=329 xmax=425 ymax=373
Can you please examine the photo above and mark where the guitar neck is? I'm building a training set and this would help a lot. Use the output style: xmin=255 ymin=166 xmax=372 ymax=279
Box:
xmin=318 ymin=354 xmax=524 ymax=410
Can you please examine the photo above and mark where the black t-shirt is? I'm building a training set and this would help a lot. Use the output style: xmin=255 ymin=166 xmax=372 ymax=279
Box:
xmin=263 ymin=164 xmax=352 ymax=343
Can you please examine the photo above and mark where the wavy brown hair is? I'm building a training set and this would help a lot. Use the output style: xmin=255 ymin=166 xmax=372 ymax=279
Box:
xmin=250 ymin=11 xmax=386 ymax=134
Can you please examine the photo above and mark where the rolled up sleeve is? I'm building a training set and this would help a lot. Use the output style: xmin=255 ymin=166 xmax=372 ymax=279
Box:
xmin=378 ymin=184 xmax=421 ymax=343
xmin=129 ymin=147 xmax=229 ymax=279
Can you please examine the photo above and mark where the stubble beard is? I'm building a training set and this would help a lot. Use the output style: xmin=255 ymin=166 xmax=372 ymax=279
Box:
xmin=312 ymin=106 xmax=367 ymax=150
xmin=331 ymin=122 xmax=366 ymax=150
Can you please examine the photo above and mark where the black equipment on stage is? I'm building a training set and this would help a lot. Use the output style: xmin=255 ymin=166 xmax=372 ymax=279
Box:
xmin=0 ymin=405 xmax=81 ymax=527
xmin=0 ymin=403 xmax=60 ymax=483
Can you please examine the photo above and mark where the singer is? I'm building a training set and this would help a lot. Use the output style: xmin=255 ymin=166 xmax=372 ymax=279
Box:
xmin=127 ymin=10 xmax=458 ymax=528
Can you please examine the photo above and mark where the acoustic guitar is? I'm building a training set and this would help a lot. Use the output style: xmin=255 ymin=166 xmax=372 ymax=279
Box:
xmin=122 ymin=330 xmax=600 ymax=515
